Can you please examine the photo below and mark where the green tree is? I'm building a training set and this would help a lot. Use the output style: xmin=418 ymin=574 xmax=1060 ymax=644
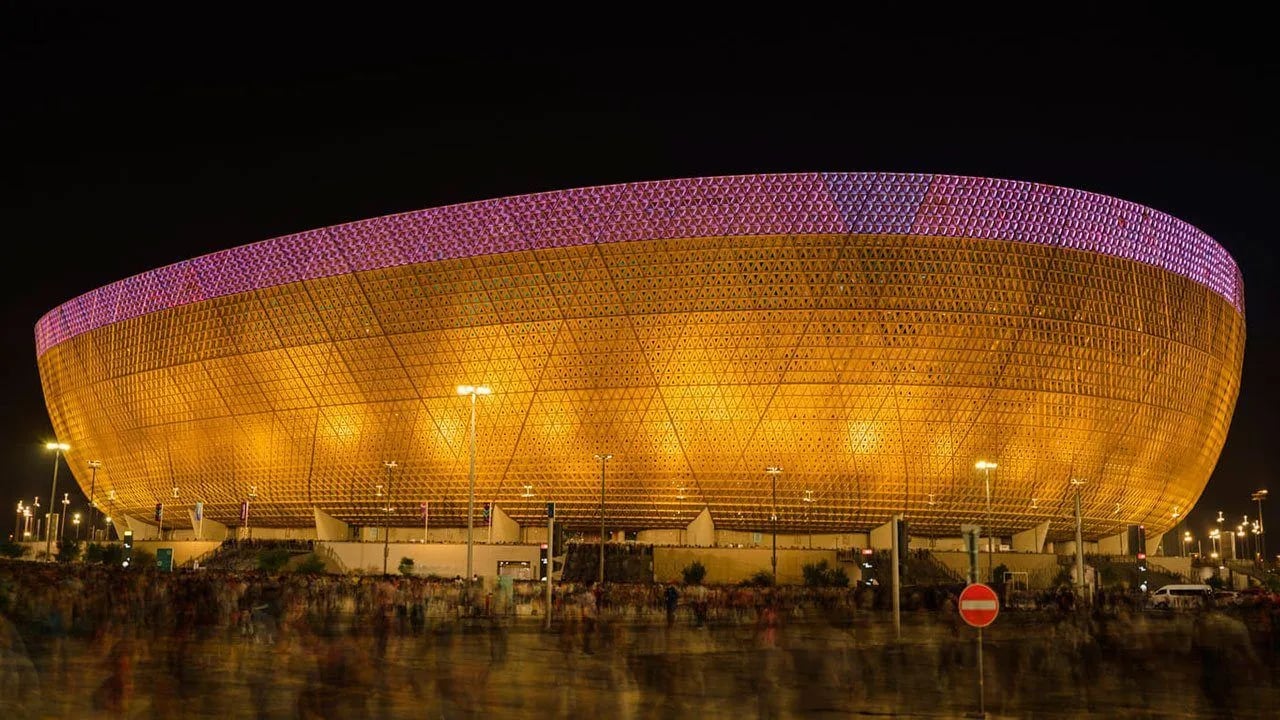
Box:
xmin=57 ymin=539 xmax=82 ymax=563
xmin=100 ymin=544 xmax=126 ymax=566
xmin=991 ymin=563 xmax=1010 ymax=586
xmin=129 ymin=547 xmax=155 ymax=570
xmin=681 ymin=560 xmax=707 ymax=585
xmin=258 ymin=548 xmax=291 ymax=573
xmin=828 ymin=565 xmax=850 ymax=588
xmin=802 ymin=560 xmax=851 ymax=587
xmin=0 ymin=541 xmax=28 ymax=559
xmin=295 ymin=554 xmax=327 ymax=575
xmin=803 ymin=560 xmax=831 ymax=587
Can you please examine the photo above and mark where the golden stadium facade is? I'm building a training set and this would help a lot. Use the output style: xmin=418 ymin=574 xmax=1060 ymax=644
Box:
xmin=35 ymin=173 xmax=1244 ymax=541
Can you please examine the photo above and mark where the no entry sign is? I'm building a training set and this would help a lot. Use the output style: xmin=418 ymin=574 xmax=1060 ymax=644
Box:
xmin=958 ymin=583 xmax=1000 ymax=627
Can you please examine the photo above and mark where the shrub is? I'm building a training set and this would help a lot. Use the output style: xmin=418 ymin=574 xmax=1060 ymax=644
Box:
xmin=681 ymin=560 xmax=707 ymax=585
xmin=86 ymin=543 xmax=127 ymax=565
xmin=128 ymin=547 xmax=155 ymax=570
xmin=991 ymin=563 xmax=1010 ymax=586
xmin=802 ymin=560 xmax=850 ymax=587
xmin=829 ymin=565 xmax=850 ymax=588
xmin=741 ymin=570 xmax=775 ymax=587
xmin=398 ymin=557 xmax=415 ymax=576
xmin=258 ymin=548 xmax=291 ymax=573
xmin=295 ymin=554 xmax=327 ymax=575
xmin=57 ymin=540 xmax=82 ymax=563
xmin=0 ymin=541 xmax=28 ymax=559
xmin=101 ymin=544 xmax=126 ymax=566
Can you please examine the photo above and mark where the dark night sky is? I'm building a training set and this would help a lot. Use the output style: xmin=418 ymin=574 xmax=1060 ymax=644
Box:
xmin=3 ymin=7 xmax=1276 ymax=545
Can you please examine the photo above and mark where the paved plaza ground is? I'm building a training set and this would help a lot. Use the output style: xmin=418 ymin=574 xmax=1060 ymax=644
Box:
xmin=5 ymin=608 xmax=1279 ymax=718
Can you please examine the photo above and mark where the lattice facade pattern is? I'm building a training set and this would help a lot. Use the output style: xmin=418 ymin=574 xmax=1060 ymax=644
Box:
xmin=36 ymin=173 xmax=1244 ymax=540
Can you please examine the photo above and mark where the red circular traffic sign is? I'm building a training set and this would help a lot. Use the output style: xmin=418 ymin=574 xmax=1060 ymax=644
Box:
xmin=958 ymin=583 xmax=1000 ymax=627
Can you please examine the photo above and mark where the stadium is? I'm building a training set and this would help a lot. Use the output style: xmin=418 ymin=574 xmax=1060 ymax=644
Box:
xmin=35 ymin=173 xmax=1244 ymax=556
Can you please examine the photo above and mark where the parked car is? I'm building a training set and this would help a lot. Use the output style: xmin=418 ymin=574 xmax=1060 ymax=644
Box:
xmin=1235 ymin=586 xmax=1279 ymax=606
xmin=1147 ymin=583 xmax=1213 ymax=609
xmin=1212 ymin=589 xmax=1239 ymax=607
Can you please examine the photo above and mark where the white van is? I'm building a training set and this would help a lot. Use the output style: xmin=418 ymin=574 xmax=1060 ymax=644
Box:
xmin=1148 ymin=584 xmax=1213 ymax=609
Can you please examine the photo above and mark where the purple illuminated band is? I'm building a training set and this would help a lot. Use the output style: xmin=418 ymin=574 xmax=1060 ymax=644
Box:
xmin=35 ymin=173 xmax=1243 ymax=357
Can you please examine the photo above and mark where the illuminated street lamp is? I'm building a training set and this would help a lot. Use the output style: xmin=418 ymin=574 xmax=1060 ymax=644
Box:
xmin=1182 ymin=530 xmax=1192 ymax=558
xmin=457 ymin=384 xmax=491 ymax=590
xmin=45 ymin=442 xmax=69 ymax=560
xmin=60 ymin=493 xmax=70 ymax=542
xmin=1252 ymin=490 xmax=1268 ymax=563
xmin=87 ymin=460 xmax=102 ymax=540
xmin=14 ymin=501 xmax=23 ymax=543
xmin=382 ymin=460 xmax=397 ymax=576
xmin=1070 ymin=478 xmax=1086 ymax=599
xmin=766 ymin=466 xmax=782 ymax=584
xmin=73 ymin=512 xmax=82 ymax=541
xmin=594 ymin=453 xmax=613 ymax=585
xmin=975 ymin=460 xmax=997 ymax=580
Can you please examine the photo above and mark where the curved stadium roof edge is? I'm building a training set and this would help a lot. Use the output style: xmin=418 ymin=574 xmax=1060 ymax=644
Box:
xmin=35 ymin=171 xmax=1244 ymax=357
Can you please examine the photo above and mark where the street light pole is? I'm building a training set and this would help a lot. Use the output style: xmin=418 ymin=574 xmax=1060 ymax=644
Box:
xmin=87 ymin=460 xmax=102 ymax=541
xmin=45 ymin=442 xmax=69 ymax=560
xmin=594 ymin=454 xmax=612 ymax=585
xmin=73 ymin=513 xmax=81 ymax=541
xmin=975 ymin=461 xmax=997 ymax=581
xmin=766 ymin=466 xmax=782 ymax=584
xmin=458 ymin=384 xmax=491 ymax=591
xmin=60 ymin=493 xmax=70 ymax=543
xmin=1252 ymin=490 xmax=1268 ymax=564
xmin=383 ymin=461 xmax=397 ymax=575
xmin=1071 ymin=478 xmax=1086 ymax=601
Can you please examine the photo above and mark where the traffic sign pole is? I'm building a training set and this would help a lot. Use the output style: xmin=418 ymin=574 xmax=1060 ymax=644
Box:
xmin=977 ymin=627 xmax=985 ymax=716
xmin=959 ymin=582 xmax=1000 ymax=717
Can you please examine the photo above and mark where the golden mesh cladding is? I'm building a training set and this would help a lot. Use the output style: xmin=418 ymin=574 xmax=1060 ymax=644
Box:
xmin=38 ymin=231 xmax=1243 ymax=540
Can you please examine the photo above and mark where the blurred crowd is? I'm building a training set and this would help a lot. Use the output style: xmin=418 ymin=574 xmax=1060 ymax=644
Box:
xmin=3 ymin=559 xmax=1280 ymax=717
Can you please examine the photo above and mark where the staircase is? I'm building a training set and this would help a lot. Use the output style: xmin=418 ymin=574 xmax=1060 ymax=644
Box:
xmin=1225 ymin=560 xmax=1272 ymax=586
xmin=559 ymin=542 xmax=654 ymax=584
xmin=858 ymin=549 xmax=964 ymax=587
xmin=185 ymin=539 xmax=315 ymax=571
xmin=1088 ymin=554 xmax=1184 ymax=590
